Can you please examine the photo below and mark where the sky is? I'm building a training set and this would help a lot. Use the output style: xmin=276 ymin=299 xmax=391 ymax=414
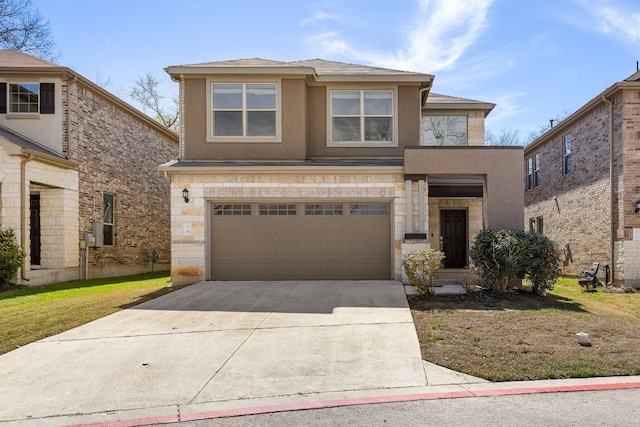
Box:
xmin=31 ymin=0 xmax=640 ymax=143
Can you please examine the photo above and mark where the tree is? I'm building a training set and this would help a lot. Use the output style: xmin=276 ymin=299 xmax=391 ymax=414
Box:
xmin=130 ymin=72 xmax=179 ymax=132
xmin=525 ymin=109 xmax=573 ymax=144
xmin=0 ymin=0 xmax=58 ymax=60
xmin=485 ymin=128 xmax=521 ymax=146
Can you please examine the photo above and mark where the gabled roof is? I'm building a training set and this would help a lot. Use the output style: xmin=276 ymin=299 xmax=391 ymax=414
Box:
xmin=0 ymin=49 xmax=60 ymax=68
xmin=0 ymin=50 xmax=178 ymax=142
xmin=424 ymin=93 xmax=495 ymax=114
xmin=165 ymin=57 xmax=433 ymax=86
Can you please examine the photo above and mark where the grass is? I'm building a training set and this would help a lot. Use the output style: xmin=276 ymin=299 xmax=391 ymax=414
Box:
xmin=0 ymin=272 xmax=183 ymax=355
xmin=409 ymin=278 xmax=640 ymax=382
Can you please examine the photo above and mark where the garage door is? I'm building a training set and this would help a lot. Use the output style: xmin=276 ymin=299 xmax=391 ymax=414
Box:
xmin=210 ymin=202 xmax=391 ymax=280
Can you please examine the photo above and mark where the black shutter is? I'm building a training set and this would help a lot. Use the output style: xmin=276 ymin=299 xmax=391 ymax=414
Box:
xmin=39 ymin=83 xmax=55 ymax=114
xmin=0 ymin=83 xmax=6 ymax=114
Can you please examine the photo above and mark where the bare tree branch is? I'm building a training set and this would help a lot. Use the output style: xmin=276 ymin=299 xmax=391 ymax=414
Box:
xmin=0 ymin=0 xmax=58 ymax=60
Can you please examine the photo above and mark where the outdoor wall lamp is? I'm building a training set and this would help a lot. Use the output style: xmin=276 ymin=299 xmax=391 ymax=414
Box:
xmin=635 ymin=199 xmax=640 ymax=213
xmin=182 ymin=188 xmax=190 ymax=203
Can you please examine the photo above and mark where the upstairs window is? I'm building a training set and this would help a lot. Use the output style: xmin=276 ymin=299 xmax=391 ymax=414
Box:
xmin=423 ymin=116 xmax=468 ymax=146
xmin=329 ymin=90 xmax=395 ymax=145
xmin=563 ymin=134 xmax=572 ymax=174
xmin=212 ymin=83 xmax=277 ymax=138
xmin=0 ymin=82 xmax=55 ymax=114
xmin=526 ymin=153 xmax=540 ymax=190
xmin=10 ymin=83 xmax=39 ymax=113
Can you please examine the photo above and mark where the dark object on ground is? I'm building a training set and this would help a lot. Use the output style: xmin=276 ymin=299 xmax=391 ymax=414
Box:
xmin=578 ymin=263 xmax=602 ymax=291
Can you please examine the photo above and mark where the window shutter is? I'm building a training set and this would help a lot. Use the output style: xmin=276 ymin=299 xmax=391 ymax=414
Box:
xmin=40 ymin=83 xmax=55 ymax=114
xmin=0 ymin=83 xmax=6 ymax=114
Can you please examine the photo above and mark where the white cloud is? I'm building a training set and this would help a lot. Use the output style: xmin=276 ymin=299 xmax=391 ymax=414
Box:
xmin=485 ymin=92 xmax=529 ymax=124
xmin=305 ymin=0 xmax=494 ymax=73
xmin=300 ymin=11 xmax=338 ymax=27
xmin=574 ymin=0 xmax=640 ymax=44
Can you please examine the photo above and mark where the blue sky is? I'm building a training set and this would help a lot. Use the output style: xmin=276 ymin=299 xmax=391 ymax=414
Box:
xmin=32 ymin=0 xmax=640 ymax=142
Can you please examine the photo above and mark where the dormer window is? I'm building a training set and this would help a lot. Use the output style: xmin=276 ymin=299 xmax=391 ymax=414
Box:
xmin=328 ymin=89 xmax=396 ymax=147
xmin=211 ymin=83 xmax=278 ymax=140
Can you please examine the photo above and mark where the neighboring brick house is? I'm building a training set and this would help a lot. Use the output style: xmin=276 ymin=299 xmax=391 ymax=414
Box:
xmin=524 ymin=70 xmax=640 ymax=286
xmin=0 ymin=50 xmax=178 ymax=285
xmin=160 ymin=58 xmax=524 ymax=285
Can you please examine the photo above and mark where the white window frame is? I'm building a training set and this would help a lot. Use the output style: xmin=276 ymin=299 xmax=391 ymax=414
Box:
xmin=534 ymin=153 xmax=540 ymax=187
xmin=326 ymin=86 xmax=398 ymax=148
xmin=9 ymin=82 xmax=39 ymax=114
xmin=206 ymin=78 xmax=282 ymax=143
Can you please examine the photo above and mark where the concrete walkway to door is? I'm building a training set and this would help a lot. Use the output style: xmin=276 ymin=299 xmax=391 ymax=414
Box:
xmin=0 ymin=280 xmax=449 ymax=426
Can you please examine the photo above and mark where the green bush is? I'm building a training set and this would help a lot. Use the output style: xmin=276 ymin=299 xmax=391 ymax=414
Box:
xmin=469 ymin=228 xmax=561 ymax=294
xmin=403 ymin=249 xmax=445 ymax=296
xmin=523 ymin=232 xmax=561 ymax=295
xmin=0 ymin=228 xmax=25 ymax=285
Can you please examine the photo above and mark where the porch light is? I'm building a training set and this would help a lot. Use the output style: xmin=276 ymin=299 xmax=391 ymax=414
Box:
xmin=182 ymin=188 xmax=189 ymax=203
xmin=635 ymin=199 xmax=640 ymax=214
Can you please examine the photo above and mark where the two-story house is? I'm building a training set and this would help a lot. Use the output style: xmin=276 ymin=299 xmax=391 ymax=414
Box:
xmin=525 ymin=70 xmax=640 ymax=287
xmin=160 ymin=58 xmax=523 ymax=285
xmin=0 ymin=50 xmax=178 ymax=285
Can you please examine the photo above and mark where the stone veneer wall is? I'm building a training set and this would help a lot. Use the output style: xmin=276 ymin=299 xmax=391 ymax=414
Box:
xmin=65 ymin=80 xmax=178 ymax=279
xmin=169 ymin=171 xmax=410 ymax=285
xmin=428 ymin=197 xmax=483 ymax=261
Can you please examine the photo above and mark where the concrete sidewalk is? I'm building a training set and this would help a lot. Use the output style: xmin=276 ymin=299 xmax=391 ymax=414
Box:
xmin=1 ymin=280 xmax=639 ymax=427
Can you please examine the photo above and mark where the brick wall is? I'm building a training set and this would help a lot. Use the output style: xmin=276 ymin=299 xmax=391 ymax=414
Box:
xmin=524 ymin=102 xmax=612 ymax=277
xmin=67 ymin=80 xmax=178 ymax=276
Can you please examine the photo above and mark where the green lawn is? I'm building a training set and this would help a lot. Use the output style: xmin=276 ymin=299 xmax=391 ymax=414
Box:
xmin=0 ymin=272 xmax=182 ymax=355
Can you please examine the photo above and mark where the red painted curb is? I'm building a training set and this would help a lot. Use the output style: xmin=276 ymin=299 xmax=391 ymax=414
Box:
xmin=64 ymin=381 xmax=640 ymax=427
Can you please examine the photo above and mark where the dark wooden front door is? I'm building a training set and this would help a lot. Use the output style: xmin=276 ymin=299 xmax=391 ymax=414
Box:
xmin=30 ymin=194 xmax=41 ymax=265
xmin=441 ymin=210 xmax=467 ymax=268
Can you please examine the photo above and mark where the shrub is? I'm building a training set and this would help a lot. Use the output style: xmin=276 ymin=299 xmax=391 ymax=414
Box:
xmin=469 ymin=228 xmax=561 ymax=295
xmin=403 ymin=249 xmax=445 ymax=296
xmin=0 ymin=228 xmax=25 ymax=285
xmin=523 ymin=232 xmax=561 ymax=295
xmin=469 ymin=229 xmax=527 ymax=293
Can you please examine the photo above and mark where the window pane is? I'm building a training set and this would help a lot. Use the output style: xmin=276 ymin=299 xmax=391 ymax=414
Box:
xmin=333 ymin=117 xmax=361 ymax=141
xmin=423 ymin=116 xmax=445 ymax=146
xmin=364 ymin=91 xmax=392 ymax=115
xmin=103 ymin=194 xmax=113 ymax=224
xmin=213 ymin=84 xmax=242 ymax=109
xmin=365 ymin=117 xmax=392 ymax=141
xmin=259 ymin=204 xmax=297 ymax=215
xmin=445 ymin=117 xmax=467 ymax=146
xmin=103 ymin=224 xmax=113 ymax=246
xmin=214 ymin=111 xmax=243 ymax=136
xmin=9 ymin=83 xmax=39 ymax=113
xmin=246 ymin=84 xmax=276 ymax=109
xmin=305 ymin=204 xmax=343 ymax=215
xmin=350 ymin=204 xmax=388 ymax=215
xmin=247 ymin=111 xmax=276 ymax=136
xmin=332 ymin=91 xmax=360 ymax=115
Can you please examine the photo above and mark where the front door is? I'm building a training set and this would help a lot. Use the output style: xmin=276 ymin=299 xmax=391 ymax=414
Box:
xmin=441 ymin=210 xmax=467 ymax=268
xmin=30 ymin=194 xmax=41 ymax=265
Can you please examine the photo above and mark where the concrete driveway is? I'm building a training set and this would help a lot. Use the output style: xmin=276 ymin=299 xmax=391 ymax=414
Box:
xmin=0 ymin=280 xmax=429 ymax=425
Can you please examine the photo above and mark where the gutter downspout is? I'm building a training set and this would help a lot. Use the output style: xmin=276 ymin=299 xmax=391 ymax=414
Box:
xmin=20 ymin=154 xmax=33 ymax=281
xmin=602 ymin=94 xmax=614 ymax=285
